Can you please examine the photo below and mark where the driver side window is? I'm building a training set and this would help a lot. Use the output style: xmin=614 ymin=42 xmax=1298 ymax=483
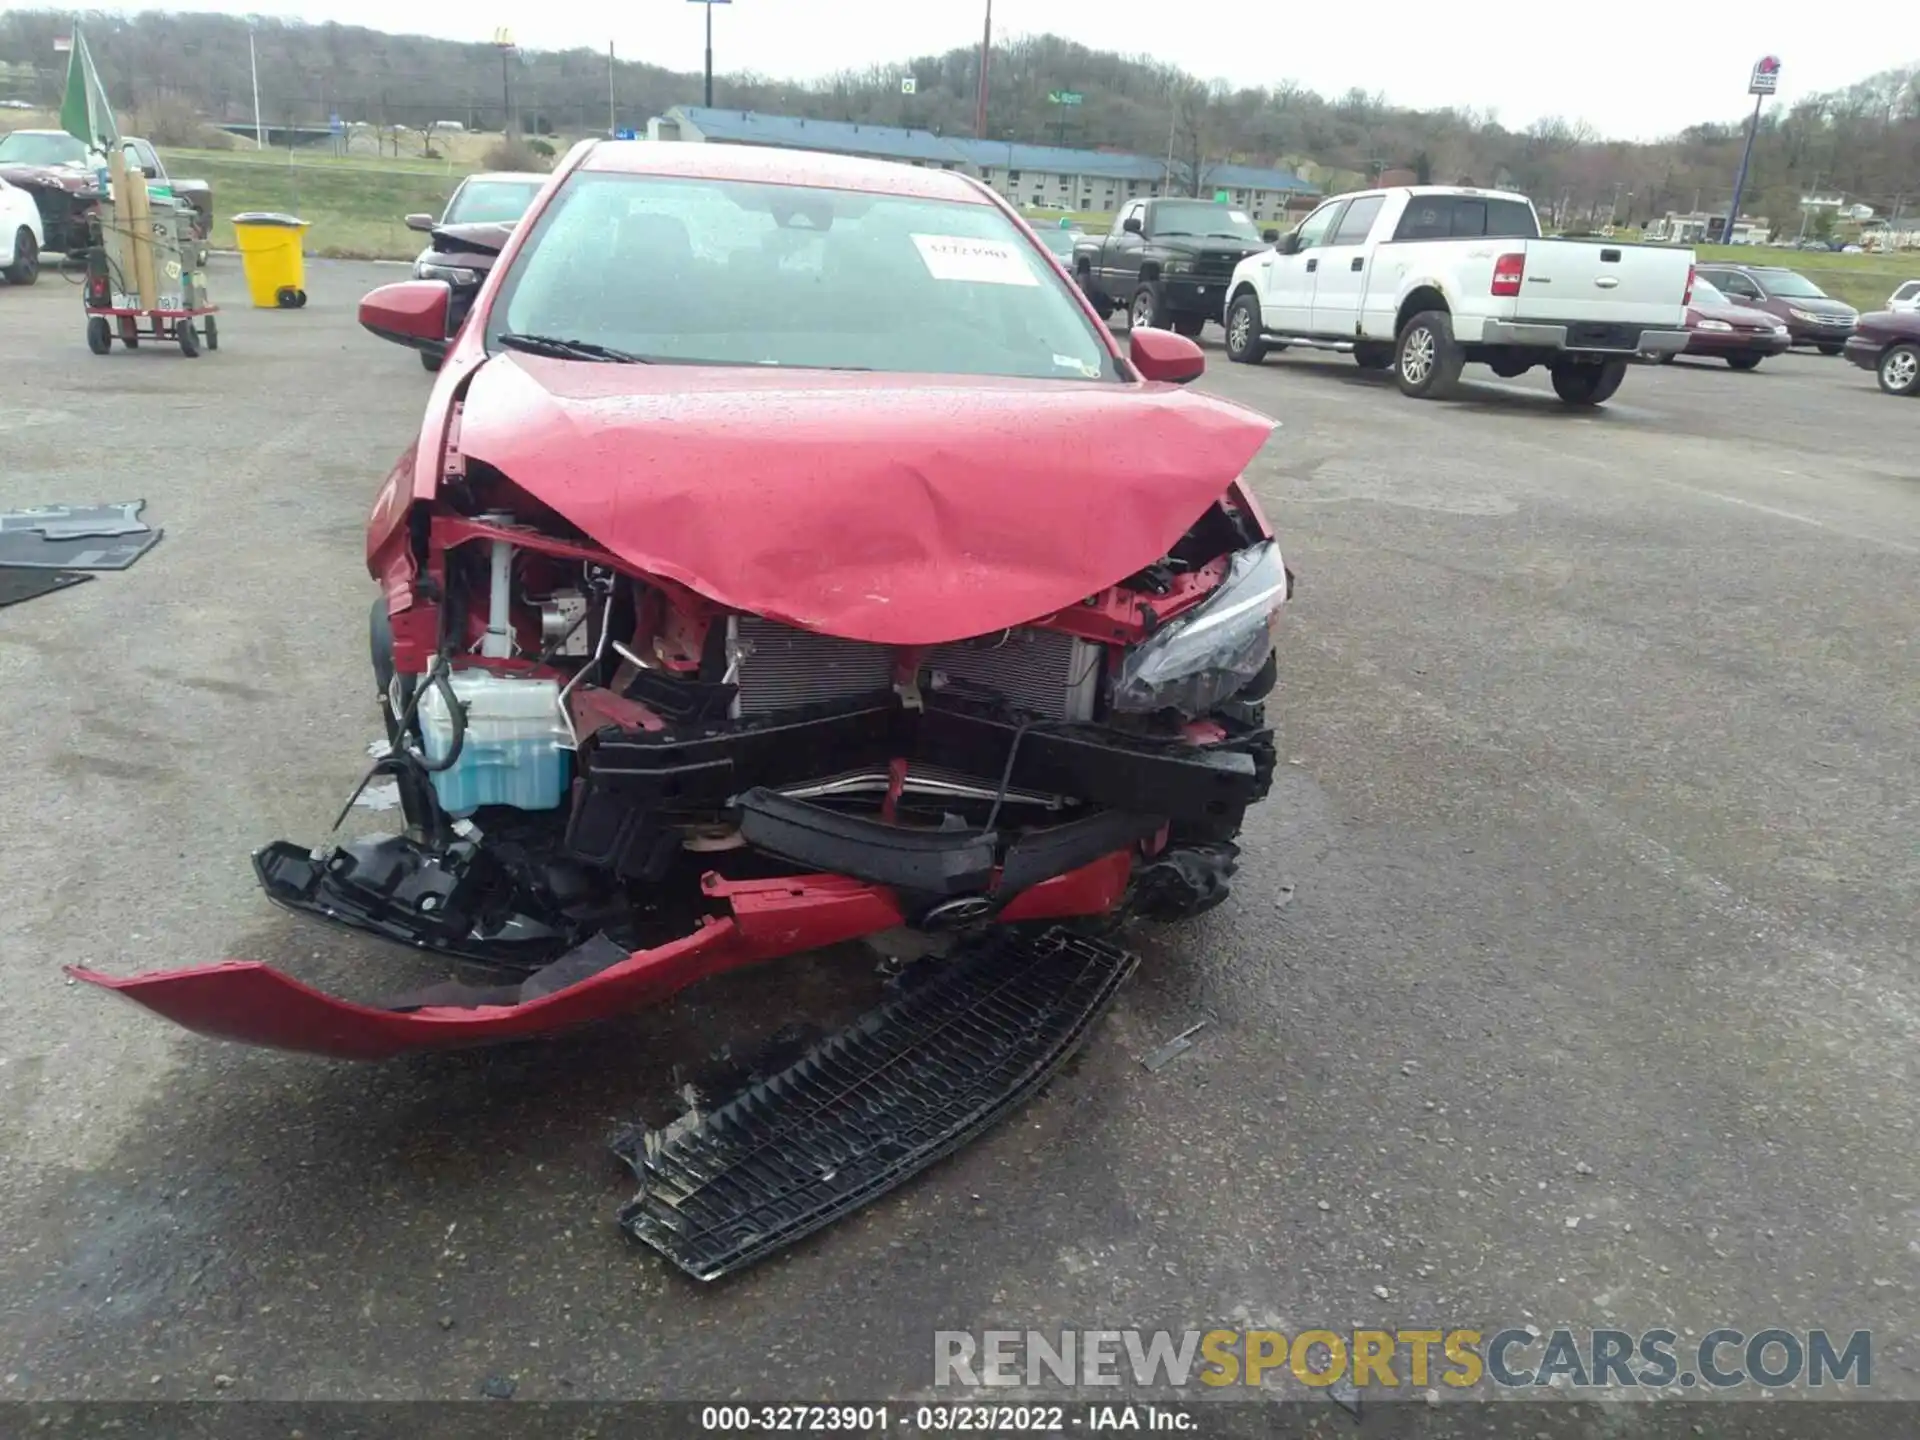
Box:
xmin=1294 ymin=201 xmax=1347 ymax=251
xmin=1715 ymin=272 xmax=1760 ymax=300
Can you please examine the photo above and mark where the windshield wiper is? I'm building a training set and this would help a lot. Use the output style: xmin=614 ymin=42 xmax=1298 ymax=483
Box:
xmin=497 ymin=332 xmax=651 ymax=363
xmin=1154 ymin=229 xmax=1195 ymax=237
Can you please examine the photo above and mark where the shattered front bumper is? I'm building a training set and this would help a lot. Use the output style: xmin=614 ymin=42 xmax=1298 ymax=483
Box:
xmin=70 ymin=697 xmax=1271 ymax=1060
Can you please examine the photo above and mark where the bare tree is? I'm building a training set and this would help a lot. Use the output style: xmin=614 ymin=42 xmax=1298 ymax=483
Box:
xmin=409 ymin=116 xmax=441 ymax=158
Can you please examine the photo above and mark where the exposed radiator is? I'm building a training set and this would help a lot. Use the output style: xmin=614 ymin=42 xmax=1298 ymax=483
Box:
xmin=732 ymin=617 xmax=1102 ymax=721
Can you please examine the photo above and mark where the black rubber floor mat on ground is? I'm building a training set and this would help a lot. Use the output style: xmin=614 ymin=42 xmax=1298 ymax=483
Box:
xmin=0 ymin=566 xmax=93 ymax=608
xmin=0 ymin=526 xmax=162 ymax=570
xmin=613 ymin=925 xmax=1138 ymax=1280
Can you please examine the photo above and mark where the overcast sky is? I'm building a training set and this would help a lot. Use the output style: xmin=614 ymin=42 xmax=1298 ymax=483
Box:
xmin=140 ymin=0 xmax=1888 ymax=142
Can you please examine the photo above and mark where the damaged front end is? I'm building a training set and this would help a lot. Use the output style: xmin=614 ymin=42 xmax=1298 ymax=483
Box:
xmin=75 ymin=488 xmax=1284 ymax=1061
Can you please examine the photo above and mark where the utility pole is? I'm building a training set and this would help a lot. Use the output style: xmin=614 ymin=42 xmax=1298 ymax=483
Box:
xmin=704 ymin=2 xmax=713 ymax=107
xmin=972 ymin=0 xmax=991 ymax=139
xmin=608 ymin=40 xmax=617 ymax=136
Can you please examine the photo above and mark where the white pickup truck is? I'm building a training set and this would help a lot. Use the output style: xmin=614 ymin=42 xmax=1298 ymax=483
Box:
xmin=1221 ymin=186 xmax=1695 ymax=406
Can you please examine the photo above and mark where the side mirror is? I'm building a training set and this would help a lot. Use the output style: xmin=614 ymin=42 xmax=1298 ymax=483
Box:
xmin=1262 ymin=228 xmax=1280 ymax=243
xmin=141 ymin=165 xmax=159 ymax=179
xmin=1276 ymin=232 xmax=1302 ymax=255
xmin=1129 ymin=326 xmax=1204 ymax=385
xmin=359 ymin=280 xmax=451 ymax=349
xmin=1122 ymin=215 xmax=1143 ymax=234
xmin=404 ymin=212 xmax=437 ymax=233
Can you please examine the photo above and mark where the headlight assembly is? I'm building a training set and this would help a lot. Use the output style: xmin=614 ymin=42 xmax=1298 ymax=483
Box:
xmin=1697 ymin=319 xmax=1733 ymax=332
xmin=417 ymin=263 xmax=478 ymax=286
xmin=1112 ymin=540 xmax=1287 ymax=717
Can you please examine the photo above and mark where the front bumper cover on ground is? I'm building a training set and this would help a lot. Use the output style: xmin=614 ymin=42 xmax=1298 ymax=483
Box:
xmin=68 ymin=855 xmax=1135 ymax=1060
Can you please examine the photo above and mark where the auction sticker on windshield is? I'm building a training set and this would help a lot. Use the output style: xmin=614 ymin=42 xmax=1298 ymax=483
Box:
xmin=912 ymin=234 xmax=1040 ymax=286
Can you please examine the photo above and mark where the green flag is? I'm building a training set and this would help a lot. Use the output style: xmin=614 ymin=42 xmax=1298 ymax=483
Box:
xmin=58 ymin=23 xmax=119 ymax=153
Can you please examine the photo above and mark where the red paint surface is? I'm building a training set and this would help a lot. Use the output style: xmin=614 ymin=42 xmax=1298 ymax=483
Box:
xmin=451 ymin=357 xmax=1272 ymax=646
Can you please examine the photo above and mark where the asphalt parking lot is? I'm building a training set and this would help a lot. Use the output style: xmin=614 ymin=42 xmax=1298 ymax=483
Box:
xmin=1 ymin=257 xmax=1916 ymax=1406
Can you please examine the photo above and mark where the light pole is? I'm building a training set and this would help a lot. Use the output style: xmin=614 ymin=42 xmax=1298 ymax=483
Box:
xmin=1724 ymin=55 xmax=1780 ymax=245
xmin=247 ymin=19 xmax=264 ymax=149
xmin=608 ymin=41 xmax=617 ymax=137
xmin=493 ymin=28 xmax=517 ymax=138
xmin=686 ymin=0 xmax=728 ymax=109
xmin=973 ymin=0 xmax=991 ymax=138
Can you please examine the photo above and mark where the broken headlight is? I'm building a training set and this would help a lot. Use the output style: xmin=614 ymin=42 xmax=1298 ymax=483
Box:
xmin=1112 ymin=540 xmax=1287 ymax=717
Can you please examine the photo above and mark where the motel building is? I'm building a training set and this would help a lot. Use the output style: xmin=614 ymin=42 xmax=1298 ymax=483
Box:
xmin=647 ymin=105 xmax=1318 ymax=224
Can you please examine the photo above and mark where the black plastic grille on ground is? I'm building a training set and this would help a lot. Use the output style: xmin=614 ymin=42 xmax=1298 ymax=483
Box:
xmin=614 ymin=926 xmax=1138 ymax=1281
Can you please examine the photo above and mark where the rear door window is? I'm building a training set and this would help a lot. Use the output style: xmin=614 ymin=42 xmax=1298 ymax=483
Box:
xmin=1331 ymin=195 xmax=1384 ymax=245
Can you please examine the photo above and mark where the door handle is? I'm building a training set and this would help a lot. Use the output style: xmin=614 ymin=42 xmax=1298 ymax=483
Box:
xmin=1305 ymin=258 xmax=1318 ymax=273
xmin=1350 ymin=256 xmax=1364 ymax=271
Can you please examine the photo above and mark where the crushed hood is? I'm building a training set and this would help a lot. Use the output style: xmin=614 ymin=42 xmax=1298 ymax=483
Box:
xmin=454 ymin=355 xmax=1275 ymax=645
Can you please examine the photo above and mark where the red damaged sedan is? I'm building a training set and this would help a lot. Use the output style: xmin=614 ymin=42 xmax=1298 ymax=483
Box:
xmin=76 ymin=142 xmax=1282 ymax=1062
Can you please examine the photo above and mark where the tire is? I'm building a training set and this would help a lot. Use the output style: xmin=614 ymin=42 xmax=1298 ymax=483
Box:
xmin=1224 ymin=293 xmax=1266 ymax=364
xmin=1725 ymin=353 xmax=1762 ymax=371
xmin=177 ymin=320 xmax=201 ymax=358
xmin=294 ymin=288 xmax=309 ymax=309
xmin=1393 ymin=309 xmax=1464 ymax=399
xmin=1655 ymin=351 xmax=1677 ymax=365
xmin=86 ymin=316 xmax=111 ymax=355
xmin=3 ymin=227 xmax=38 ymax=285
xmin=1878 ymin=343 xmax=1920 ymax=396
xmin=1353 ymin=342 xmax=1395 ymax=370
xmin=420 ymin=349 xmax=443 ymax=372
xmin=204 ymin=316 xmax=219 ymax=352
xmin=1075 ymin=271 xmax=1114 ymax=319
xmin=1171 ymin=314 xmax=1205 ymax=338
xmin=275 ymin=285 xmax=300 ymax=309
xmin=1130 ymin=281 xmax=1167 ymax=331
xmin=1817 ymin=342 xmax=1843 ymax=356
xmin=118 ymin=317 xmax=140 ymax=349
xmin=1550 ymin=358 xmax=1627 ymax=406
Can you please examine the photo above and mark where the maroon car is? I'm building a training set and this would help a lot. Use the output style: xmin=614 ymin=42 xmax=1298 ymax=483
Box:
xmin=1663 ymin=275 xmax=1792 ymax=369
xmin=1841 ymin=310 xmax=1920 ymax=395
xmin=1692 ymin=263 xmax=1858 ymax=354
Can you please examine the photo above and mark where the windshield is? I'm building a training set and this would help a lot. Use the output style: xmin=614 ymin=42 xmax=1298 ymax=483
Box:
xmin=0 ymin=131 xmax=87 ymax=167
xmin=1691 ymin=278 xmax=1727 ymax=305
xmin=489 ymin=172 xmax=1116 ymax=380
xmin=1038 ymin=229 xmax=1079 ymax=258
xmin=446 ymin=177 xmax=544 ymax=225
xmin=1759 ymin=270 xmax=1829 ymax=299
xmin=1150 ymin=201 xmax=1262 ymax=240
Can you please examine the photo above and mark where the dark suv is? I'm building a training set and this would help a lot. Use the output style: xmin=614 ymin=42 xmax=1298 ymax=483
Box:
xmin=1693 ymin=264 xmax=1857 ymax=354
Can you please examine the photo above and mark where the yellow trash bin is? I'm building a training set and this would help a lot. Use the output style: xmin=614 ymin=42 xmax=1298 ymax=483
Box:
xmin=231 ymin=212 xmax=311 ymax=310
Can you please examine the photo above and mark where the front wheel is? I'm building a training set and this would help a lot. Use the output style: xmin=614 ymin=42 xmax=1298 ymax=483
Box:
xmin=1550 ymin=358 xmax=1627 ymax=406
xmin=1394 ymin=310 xmax=1464 ymax=399
xmin=1817 ymin=342 xmax=1843 ymax=356
xmin=1353 ymin=342 xmax=1395 ymax=371
xmin=203 ymin=316 xmax=219 ymax=352
xmin=1878 ymin=343 xmax=1920 ymax=396
xmin=86 ymin=316 xmax=111 ymax=355
xmin=1171 ymin=314 xmax=1205 ymax=338
xmin=3 ymin=228 xmax=38 ymax=285
xmin=1224 ymin=293 xmax=1266 ymax=364
xmin=1725 ymin=353 xmax=1762 ymax=371
xmin=420 ymin=349 xmax=443 ymax=372
xmin=1130 ymin=282 xmax=1167 ymax=331
xmin=177 ymin=320 xmax=201 ymax=358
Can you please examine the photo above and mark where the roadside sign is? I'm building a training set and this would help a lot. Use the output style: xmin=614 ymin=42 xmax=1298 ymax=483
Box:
xmin=615 ymin=127 xmax=637 ymax=140
xmin=1213 ymin=189 xmax=1230 ymax=203
xmin=1047 ymin=91 xmax=1083 ymax=106
xmin=902 ymin=77 xmax=917 ymax=95
xmin=53 ymin=35 xmax=71 ymax=52
xmin=1749 ymin=55 xmax=1781 ymax=95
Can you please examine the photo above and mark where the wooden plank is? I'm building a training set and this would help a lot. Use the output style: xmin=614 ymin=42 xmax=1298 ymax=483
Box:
xmin=126 ymin=165 xmax=157 ymax=311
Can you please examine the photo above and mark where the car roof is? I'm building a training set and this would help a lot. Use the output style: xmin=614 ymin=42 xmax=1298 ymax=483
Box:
xmin=579 ymin=140 xmax=990 ymax=203
xmin=462 ymin=171 xmax=548 ymax=185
